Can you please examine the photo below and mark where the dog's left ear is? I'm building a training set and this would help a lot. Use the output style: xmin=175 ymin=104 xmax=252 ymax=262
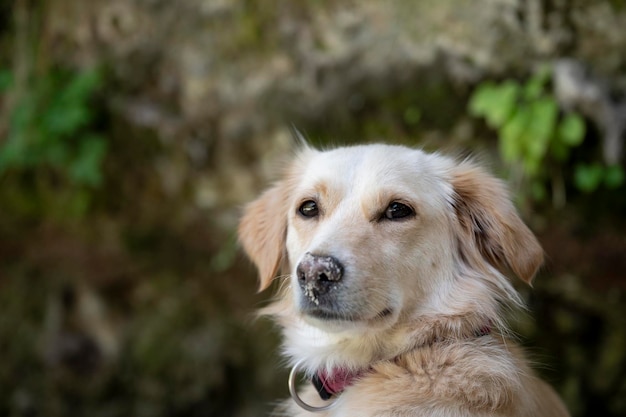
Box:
xmin=450 ymin=162 xmax=543 ymax=284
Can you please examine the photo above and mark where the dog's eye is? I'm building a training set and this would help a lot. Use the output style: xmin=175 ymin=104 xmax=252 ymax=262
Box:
xmin=298 ymin=200 xmax=319 ymax=218
xmin=384 ymin=202 xmax=414 ymax=220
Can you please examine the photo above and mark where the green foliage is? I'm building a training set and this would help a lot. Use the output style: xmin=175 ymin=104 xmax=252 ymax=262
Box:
xmin=469 ymin=67 xmax=624 ymax=202
xmin=403 ymin=105 xmax=422 ymax=126
xmin=0 ymin=66 xmax=108 ymax=222
xmin=0 ymin=67 xmax=107 ymax=187
xmin=470 ymin=67 xmax=579 ymax=176
xmin=575 ymin=163 xmax=625 ymax=193
xmin=0 ymin=68 xmax=12 ymax=92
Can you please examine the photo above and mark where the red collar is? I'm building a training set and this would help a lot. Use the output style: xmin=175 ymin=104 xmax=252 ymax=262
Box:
xmin=310 ymin=323 xmax=492 ymax=400
xmin=312 ymin=367 xmax=368 ymax=400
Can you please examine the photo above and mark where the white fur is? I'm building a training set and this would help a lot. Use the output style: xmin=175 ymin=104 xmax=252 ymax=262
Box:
xmin=239 ymin=144 xmax=569 ymax=417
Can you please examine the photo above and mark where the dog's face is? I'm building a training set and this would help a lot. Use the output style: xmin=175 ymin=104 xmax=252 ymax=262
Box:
xmin=239 ymin=144 xmax=542 ymax=347
xmin=283 ymin=146 xmax=460 ymax=332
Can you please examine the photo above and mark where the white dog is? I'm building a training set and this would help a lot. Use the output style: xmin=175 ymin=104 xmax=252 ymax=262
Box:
xmin=239 ymin=143 xmax=570 ymax=417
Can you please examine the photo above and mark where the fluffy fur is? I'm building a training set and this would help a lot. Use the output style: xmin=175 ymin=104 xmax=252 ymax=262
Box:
xmin=239 ymin=144 xmax=569 ymax=417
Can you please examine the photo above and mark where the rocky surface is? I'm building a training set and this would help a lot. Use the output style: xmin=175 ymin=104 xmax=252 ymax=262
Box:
xmin=43 ymin=0 xmax=626 ymax=214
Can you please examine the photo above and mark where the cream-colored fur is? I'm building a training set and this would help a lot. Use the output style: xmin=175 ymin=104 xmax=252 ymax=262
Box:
xmin=239 ymin=144 xmax=570 ymax=417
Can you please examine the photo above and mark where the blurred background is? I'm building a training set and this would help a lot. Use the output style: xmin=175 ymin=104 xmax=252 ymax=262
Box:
xmin=0 ymin=0 xmax=625 ymax=416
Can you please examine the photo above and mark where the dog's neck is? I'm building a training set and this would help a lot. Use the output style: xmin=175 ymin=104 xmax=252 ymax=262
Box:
xmin=402 ymin=312 xmax=496 ymax=348
xmin=303 ymin=314 xmax=494 ymax=400
xmin=290 ymin=315 xmax=495 ymax=400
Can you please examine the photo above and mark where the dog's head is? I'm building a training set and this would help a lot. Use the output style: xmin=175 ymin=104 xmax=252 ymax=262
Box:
xmin=239 ymin=144 xmax=542 ymax=361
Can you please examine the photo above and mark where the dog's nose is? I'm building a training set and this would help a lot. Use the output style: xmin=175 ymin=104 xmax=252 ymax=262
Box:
xmin=297 ymin=253 xmax=344 ymax=296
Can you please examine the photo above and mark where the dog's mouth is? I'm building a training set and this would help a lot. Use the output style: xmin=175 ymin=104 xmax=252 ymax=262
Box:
xmin=306 ymin=307 xmax=393 ymax=322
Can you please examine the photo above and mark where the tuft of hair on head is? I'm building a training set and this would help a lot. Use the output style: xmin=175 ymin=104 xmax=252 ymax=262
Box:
xmin=290 ymin=124 xmax=309 ymax=148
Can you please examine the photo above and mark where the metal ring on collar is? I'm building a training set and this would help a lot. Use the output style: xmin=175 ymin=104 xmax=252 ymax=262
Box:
xmin=288 ymin=359 xmax=339 ymax=413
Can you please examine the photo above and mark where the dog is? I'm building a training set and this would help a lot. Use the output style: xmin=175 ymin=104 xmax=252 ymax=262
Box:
xmin=239 ymin=143 xmax=570 ymax=417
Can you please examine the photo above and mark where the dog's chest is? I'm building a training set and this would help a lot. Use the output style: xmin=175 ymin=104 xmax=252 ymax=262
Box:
xmin=284 ymin=342 xmax=522 ymax=417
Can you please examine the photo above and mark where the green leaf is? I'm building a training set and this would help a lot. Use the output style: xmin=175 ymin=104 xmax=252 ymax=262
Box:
xmin=469 ymin=82 xmax=497 ymax=116
xmin=10 ymin=94 xmax=37 ymax=134
xmin=500 ymin=109 xmax=528 ymax=163
xmin=469 ymin=81 xmax=519 ymax=128
xmin=0 ymin=135 xmax=24 ymax=171
xmin=487 ymin=81 xmax=519 ymax=128
xmin=43 ymin=104 xmax=91 ymax=137
xmin=549 ymin=140 xmax=570 ymax=162
xmin=69 ymin=135 xmax=107 ymax=186
xmin=523 ymin=155 xmax=542 ymax=176
xmin=574 ymin=163 xmax=604 ymax=193
xmin=45 ymin=142 xmax=70 ymax=167
xmin=604 ymin=165 xmax=625 ymax=189
xmin=57 ymin=68 xmax=102 ymax=105
xmin=515 ymin=97 xmax=557 ymax=175
xmin=557 ymin=113 xmax=586 ymax=146
xmin=531 ymin=180 xmax=548 ymax=201
xmin=523 ymin=66 xmax=551 ymax=100
xmin=0 ymin=69 xmax=13 ymax=92
xmin=528 ymin=97 xmax=557 ymax=143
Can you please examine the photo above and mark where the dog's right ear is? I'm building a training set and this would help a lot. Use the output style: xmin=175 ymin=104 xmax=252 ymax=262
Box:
xmin=238 ymin=182 xmax=291 ymax=292
xmin=239 ymin=142 xmax=314 ymax=292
